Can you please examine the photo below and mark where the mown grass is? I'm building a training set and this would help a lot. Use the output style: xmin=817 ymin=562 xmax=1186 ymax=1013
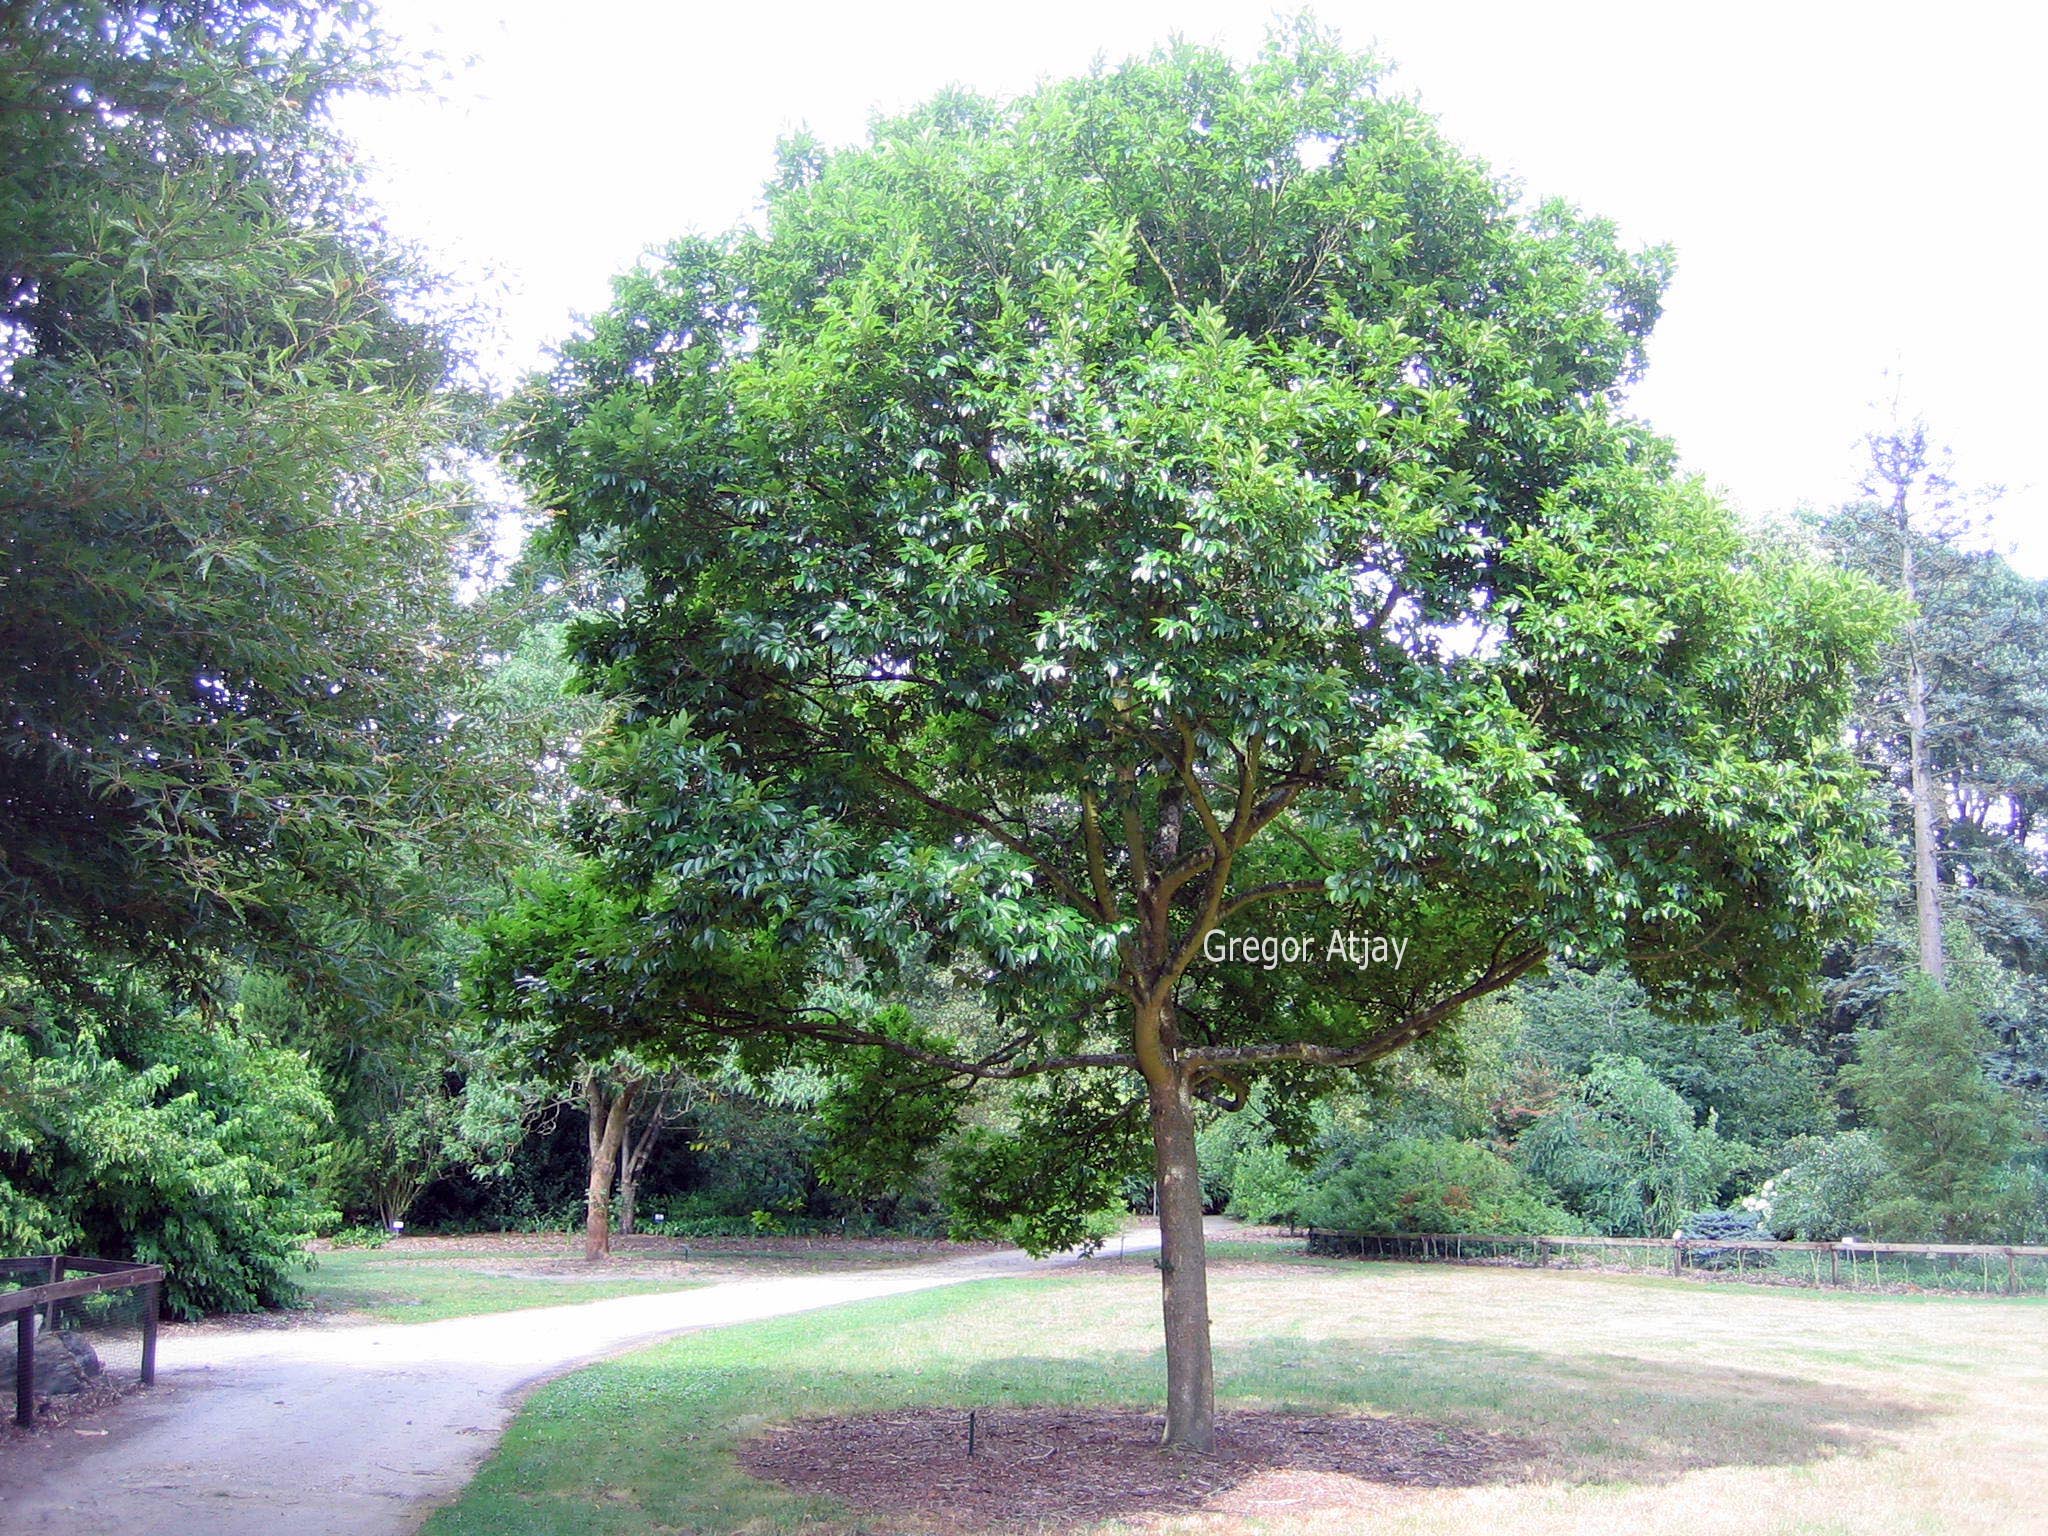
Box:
xmin=301 ymin=1247 xmax=709 ymax=1324
xmin=423 ymin=1249 xmax=2047 ymax=1535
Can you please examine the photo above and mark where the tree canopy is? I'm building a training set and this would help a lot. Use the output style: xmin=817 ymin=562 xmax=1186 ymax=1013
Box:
xmin=1 ymin=0 xmax=484 ymax=988
xmin=496 ymin=26 xmax=1898 ymax=1448
xmin=0 ymin=1 xmax=518 ymax=1306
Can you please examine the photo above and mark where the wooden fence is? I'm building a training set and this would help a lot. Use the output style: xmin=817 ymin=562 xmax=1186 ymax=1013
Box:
xmin=1 ymin=1257 xmax=166 ymax=1426
xmin=1302 ymin=1229 xmax=2048 ymax=1294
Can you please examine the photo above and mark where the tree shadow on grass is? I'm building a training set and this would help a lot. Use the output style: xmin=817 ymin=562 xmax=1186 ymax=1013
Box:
xmin=1213 ymin=1334 xmax=1925 ymax=1485
xmin=730 ymin=1337 xmax=1926 ymax=1531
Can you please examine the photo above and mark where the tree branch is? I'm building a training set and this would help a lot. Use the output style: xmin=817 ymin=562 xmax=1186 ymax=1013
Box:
xmin=1215 ymin=878 xmax=1329 ymax=925
xmin=866 ymin=760 xmax=1094 ymax=914
xmin=1178 ymin=946 xmax=1545 ymax=1072
xmin=1080 ymin=784 xmax=1119 ymax=924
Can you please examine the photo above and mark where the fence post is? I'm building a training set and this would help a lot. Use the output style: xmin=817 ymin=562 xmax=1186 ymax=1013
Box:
xmin=14 ymin=1309 xmax=33 ymax=1427
xmin=141 ymin=1280 xmax=161 ymax=1387
xmin=2008 ymin=1251 xmax=2019 ymax=1298
xmin=1831 ymin=1247 xmax=1839 ymax=1287
xmin=1536 ymin=1238 xmax=1549 ymax=1267
xmin=1671 ymin=1240 xmax=1683 ymax=1277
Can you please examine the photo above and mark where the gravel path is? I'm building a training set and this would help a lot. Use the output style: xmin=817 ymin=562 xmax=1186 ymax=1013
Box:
xmin=0 ymin=1228 xmax=1170 ymax=1536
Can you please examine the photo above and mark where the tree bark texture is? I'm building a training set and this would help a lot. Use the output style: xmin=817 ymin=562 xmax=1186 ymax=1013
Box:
xmin=1147 ymin=1063 xmax=1216 ymax=1451
xmin=583 ymin=1074 xmax=636 ymax=1262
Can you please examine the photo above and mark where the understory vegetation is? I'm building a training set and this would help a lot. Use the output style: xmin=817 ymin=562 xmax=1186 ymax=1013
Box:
xmin=1204 ymin=958 xmax=2048 ymax=1248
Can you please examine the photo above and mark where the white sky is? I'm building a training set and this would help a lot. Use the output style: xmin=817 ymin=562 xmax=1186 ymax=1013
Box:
xmin=342 ymin=1 xmax=2048 ymax=572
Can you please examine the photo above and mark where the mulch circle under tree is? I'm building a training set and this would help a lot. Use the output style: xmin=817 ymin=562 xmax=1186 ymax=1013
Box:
xmin=738 ymin=1407 xmax=1537 ymax=1529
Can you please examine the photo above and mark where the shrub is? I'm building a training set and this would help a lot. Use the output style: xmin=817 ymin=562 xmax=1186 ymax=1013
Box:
xmin=1225 ymin=1143 xmax=1311 ymax=1226
xmin=1993 ymin=1160 xmax=2048 ymax=1245
xmin=0 ymin=986 xmax=336 ymax=1317
xmin=1842 ymin=978 xmax=2023 ymax=1241
xmin=1752 ymin=1131 xmax=1888 ymax=1240
xmin=1302 ymin=1136 xmax=1583 ymax=1236
xmin=1678 ymin=1207 xmax=1774 ymax=1270
xmin=1515 ymin=1056 xmax=1730 ymax=1237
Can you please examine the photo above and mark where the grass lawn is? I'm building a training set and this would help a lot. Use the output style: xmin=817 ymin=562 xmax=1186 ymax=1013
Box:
xmin=424 ymin=1246 xmax=2048 ymax=1535
xmin=298 ymin=1246 xmax=711 ymax=1323
xmin=295 ymin=1232 xmax=987 ymax=1324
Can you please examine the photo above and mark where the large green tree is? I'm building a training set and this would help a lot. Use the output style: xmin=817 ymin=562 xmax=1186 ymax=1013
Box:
xmin=504 ymin=30 xmax=1893 ymax=1449
xmin=1 ymin=0 xmax=484 ymax=987
xmin=1 ymin=2 xmax=518 ymax=1302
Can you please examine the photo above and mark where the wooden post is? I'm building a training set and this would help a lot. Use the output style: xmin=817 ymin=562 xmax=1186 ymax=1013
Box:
xmin=15 ymin=1309 xmax=34 ymax=1427
xmin=2008 ymin=1251 xmax=2019 ymax=1298
xmin=1536 ymin=1238 xmax=1549 ymax=1267
xmin=140 ymin=1281 xmax=161 ymax=1386
xmin=1670 ymin=1240 xmax=1683 ymax=1277
xmin=1831 ymin=1247 xmax=1839 ymax=1287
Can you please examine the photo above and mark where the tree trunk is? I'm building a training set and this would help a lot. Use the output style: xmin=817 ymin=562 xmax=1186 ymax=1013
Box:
xmin=617 ymin=1135 xmax=637 ymax=1238
xmin=616 ymin=1085 xmax=674 ymax=1239
xmin=1896 ymin=493 xmax=1947 ymax=986
xmin=583 ymin=1075 xmax=635 ymax=1263
xmin=1907 ymin=657 xmax=1946 ymax=985
xmin=1147 ymin=1065 xmax=1215 ymax=1452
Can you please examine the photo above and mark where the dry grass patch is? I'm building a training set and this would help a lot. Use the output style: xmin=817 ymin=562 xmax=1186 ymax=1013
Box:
xmin=427 ymin=1242 xmax=2048 ymax=1536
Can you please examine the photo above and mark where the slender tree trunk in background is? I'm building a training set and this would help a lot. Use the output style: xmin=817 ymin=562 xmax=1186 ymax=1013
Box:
xmin=615 ymin=1086 xmax=673 ymax=1237
xmin=616 ymin=1134 xmax=637 ymax=1238
xmin=583 ymin=1075 xmax=636 ymax=1262
xmin=1895 ymin=486 xmax=1947 ymax=987
xmin=1907 ymin=659 xmax=1946 ymax=985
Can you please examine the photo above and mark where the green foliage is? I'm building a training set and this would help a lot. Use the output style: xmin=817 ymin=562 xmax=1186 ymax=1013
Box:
xmin=942 ymin=1076 xmax=1148 ymax=1254
xmin=1754 ymin=1131 xmax=1888 ymax=1241
xmin=1225 ymin=1142 xmax=1313 ymax=1225
xmin=0 ymin=978 xmax=335 ymax=1317
xmin=0 ymin=2 xmax=541 ymax=1313
xmin=809 ymin=1009 xmax=973 ymax=1198
xmin=1993 ymin=1159 xmax=2048 ymax=1245
xmin=1516 ymin=1056 xmax=1746 ymax=1237
xmin=499 ymin=26 xmax=1895 ymax=1331
xmin=1517 ymin=968 xmax=1831 ymax=1148
xmin=1815 ymin=460 xmax=2048 ymax=866
xmin=1 ymin=1 xmax=490 ymax=987
xmin=1842 ymin=977 xmax=2023 ymax=1240
xmin=327 ymin=1223 xmax=393 ymax=1250
xmin=1351 ymin=1003 xmax=1531 ymax=1146
xmin=1302 ymin=1135 xmax=1582 ymax=1236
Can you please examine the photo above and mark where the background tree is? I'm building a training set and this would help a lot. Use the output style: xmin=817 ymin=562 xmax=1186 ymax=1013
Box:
xmin=1 ymin=1 xmax=492 ymax=986
xmin=1515 ymin=1055 xmax=1741 ymax=1237
xmin=1842 ymin=976 xmax=2022 ymax=1240
xmin=0 ymin=1 xmax=516 ymax=1301
xmin=500 ymin=29 xmax=1893 ymax=1449
xmin=1817 ymin=421 xmax=2010 ymax=989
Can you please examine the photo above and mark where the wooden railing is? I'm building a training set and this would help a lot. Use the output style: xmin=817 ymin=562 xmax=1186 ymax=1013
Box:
xmin=1302 ymin=1229 xmax=2048 ymax=1294
xmin=1 ymin=1256 xmax=166 ymax=1426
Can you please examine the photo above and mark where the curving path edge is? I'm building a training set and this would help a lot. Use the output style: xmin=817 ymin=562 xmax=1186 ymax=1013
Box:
xmin=0 ymin=1227 xmax=1176 ymax=1536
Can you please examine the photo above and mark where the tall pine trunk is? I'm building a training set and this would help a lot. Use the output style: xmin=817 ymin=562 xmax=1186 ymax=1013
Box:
xmin=1895 ymin=485 xmax=1946 ymax=986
